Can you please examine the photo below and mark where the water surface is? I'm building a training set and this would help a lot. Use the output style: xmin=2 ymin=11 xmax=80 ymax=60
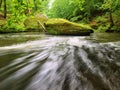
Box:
xmin=0 ymin=33 xmax=120 ymax=90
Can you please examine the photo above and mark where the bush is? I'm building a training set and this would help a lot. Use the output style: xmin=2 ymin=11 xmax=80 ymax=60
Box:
xmin=47 ymin=0 xmax=79 ymax=20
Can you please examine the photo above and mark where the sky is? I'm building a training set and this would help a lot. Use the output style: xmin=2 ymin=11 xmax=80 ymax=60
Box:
xmin=48 ymin=0 xmax=55 ymax=9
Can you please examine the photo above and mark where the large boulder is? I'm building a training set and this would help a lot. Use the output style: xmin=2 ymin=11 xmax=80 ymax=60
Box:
xmin=45 ymin=18 xmax=93 ymax=35
xmin=24 ymin=13 xmax=48 ymax=31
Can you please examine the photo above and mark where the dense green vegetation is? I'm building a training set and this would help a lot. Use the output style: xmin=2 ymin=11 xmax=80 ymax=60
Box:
xmin=0 ymin=0 xmax=120 ymax=33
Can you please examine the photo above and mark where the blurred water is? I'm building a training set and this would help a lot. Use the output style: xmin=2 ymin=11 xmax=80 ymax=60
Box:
xmin=0 ymin=33 xmax=120 ymax=90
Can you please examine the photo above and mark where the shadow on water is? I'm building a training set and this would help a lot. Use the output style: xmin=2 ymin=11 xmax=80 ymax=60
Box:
xmin=0 ymin=33 xmax=120 ymax=90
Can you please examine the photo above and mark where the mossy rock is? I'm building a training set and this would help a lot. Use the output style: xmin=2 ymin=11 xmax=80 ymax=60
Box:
xmin=0 ymin=20 xmax=7 ymax=27
xmin=45 ymin=18 xmax=93 ymax=35
xmin=24 ymin=14 xmax=48 ymax=31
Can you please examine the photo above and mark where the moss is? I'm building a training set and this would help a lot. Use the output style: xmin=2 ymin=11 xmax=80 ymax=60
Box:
xmin=0 ymin=22 xmax=26 ymax=33
xmin=24 ymin=14 xmax=48 ymax=31
xmin=0 ymin=20 xmax=7 ymax=27
xmin=45 ymin=18 xmax=93 ymax=35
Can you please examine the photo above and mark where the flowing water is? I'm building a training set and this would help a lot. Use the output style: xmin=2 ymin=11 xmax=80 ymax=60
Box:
xmin=0 ymin=33 xmax=120 ymax=90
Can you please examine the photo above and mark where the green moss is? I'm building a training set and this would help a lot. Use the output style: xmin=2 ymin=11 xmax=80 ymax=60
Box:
xmin=24 ymin=14 xmax=48 ymax=31
xmin=46 ymin=18 xmax=91 ymax=28
xmin=0 ymin=20 xmax=7 ymax=26
xmin=45 ymin=18 xmax=93 ymax=35
xmin=47 ymin=29 xmax=59 ymax=35
xmin=0 ymin=22 xmax=26 ymax=33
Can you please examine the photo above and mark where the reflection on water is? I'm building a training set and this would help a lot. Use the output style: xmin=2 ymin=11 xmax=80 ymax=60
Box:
xmin=0 ymin=33 xmax=120 ymax=90
xmin=0 ymin=32 xmax=44 ymax=47
xmin=91 ymin=33 xmax=120 ymax=42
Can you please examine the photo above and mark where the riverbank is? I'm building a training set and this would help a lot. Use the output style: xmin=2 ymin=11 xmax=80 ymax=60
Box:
xmin=0 ymin=13 xmax=120 ymax=34
xmin=0 ymin=14 xmax=94 ymax=35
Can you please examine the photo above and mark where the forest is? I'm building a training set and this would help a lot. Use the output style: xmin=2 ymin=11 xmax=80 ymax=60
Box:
xmin=0 ymin=1 xmax=120 ymax=90
xmin=0 ymin=0 xmax=120 ymax=33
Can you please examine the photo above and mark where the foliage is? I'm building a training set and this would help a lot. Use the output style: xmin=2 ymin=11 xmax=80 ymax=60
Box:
xmin=0 ymin=0 xmax=48 ymax=32
xmin=101 ymin=0 xmax=120 ymax=11
xmin=0 ymin=0 xmax=120 ymax=33
xmin=47 ymin=0 xmax=105 ymax=22
xmin=70 ymin=0 xmax=85 ymax=11
xmin=48 ymin=0 xmax=79 ymax=20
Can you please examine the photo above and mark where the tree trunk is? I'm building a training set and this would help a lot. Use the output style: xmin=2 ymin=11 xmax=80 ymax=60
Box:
xmin=34 ymin=0 xmax=37 ymax=12
xmin=0 ymin=0 xmax=2 ymax=8
xmin=86 ymin=0 xmax=91 ymax=23
xmin=26 ymin=0 xmax=31 ymax=15
xmin=3 ymin=0 xmax=6 ymax=18
xmin=109 ymin=9 xmax=114 ymax=27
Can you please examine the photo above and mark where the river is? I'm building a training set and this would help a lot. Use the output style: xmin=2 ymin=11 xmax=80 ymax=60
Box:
xmin=0 ymin=33 xmax=120 ymax=90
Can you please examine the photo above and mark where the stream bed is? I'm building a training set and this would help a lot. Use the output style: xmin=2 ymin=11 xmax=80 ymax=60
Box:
xmin=0 ymin=33 xmax=120 ymax=90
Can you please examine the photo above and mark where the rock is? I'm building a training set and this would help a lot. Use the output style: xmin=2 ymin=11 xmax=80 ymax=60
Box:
xmin=45 ymin=18 xmax=93 ymax=35
xmin=24 ymin=13 xmax=48 ymax=31
xmin=0 ymin=20 xmax=6 ymax=28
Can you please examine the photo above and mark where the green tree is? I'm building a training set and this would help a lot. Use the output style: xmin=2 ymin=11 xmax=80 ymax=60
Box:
xmin=83 ymin=0 xmax=104 ymax=22
xmin=0 ymin=0 xmax=7 ymax=18
xmin=0 ymin=0 xmax=2 ymax=8
xmin=3 ymin=0 xmax=6 ymax=18
xmin=102 ymin=0 xmax=120 ymax=27
xmin=48 ymin=0 xmax=81 ymax=19
xmin=33 ymin=0 xmax=37 ymax=12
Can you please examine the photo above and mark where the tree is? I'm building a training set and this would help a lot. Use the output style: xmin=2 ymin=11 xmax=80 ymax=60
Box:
xmin=33 ymin=0 xmax=37 ymax=12
xmin=48 ymin=0 xmax=81 ymax=19
xmin=3 ymin=0 xmax=6 ymax=18
xmin=84 ymin=0 xmax=104 ymax=22
xmin=0 ymin=0 xmax=2 ymax=8
xmin=101 ymin=0 xmax=120 ymax=27
xmin=85 ymin=0 xmax=91 ymax=22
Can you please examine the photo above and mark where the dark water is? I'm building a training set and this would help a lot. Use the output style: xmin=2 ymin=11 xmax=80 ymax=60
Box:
xmin=0 ymin=32 xmax=44 ymax=47
xmin=0 ymin=33 xmax=120 ymax=90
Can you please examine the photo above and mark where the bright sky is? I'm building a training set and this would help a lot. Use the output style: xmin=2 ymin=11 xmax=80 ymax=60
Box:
xmin=48 ymin=0 xmax=55 ymax=9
